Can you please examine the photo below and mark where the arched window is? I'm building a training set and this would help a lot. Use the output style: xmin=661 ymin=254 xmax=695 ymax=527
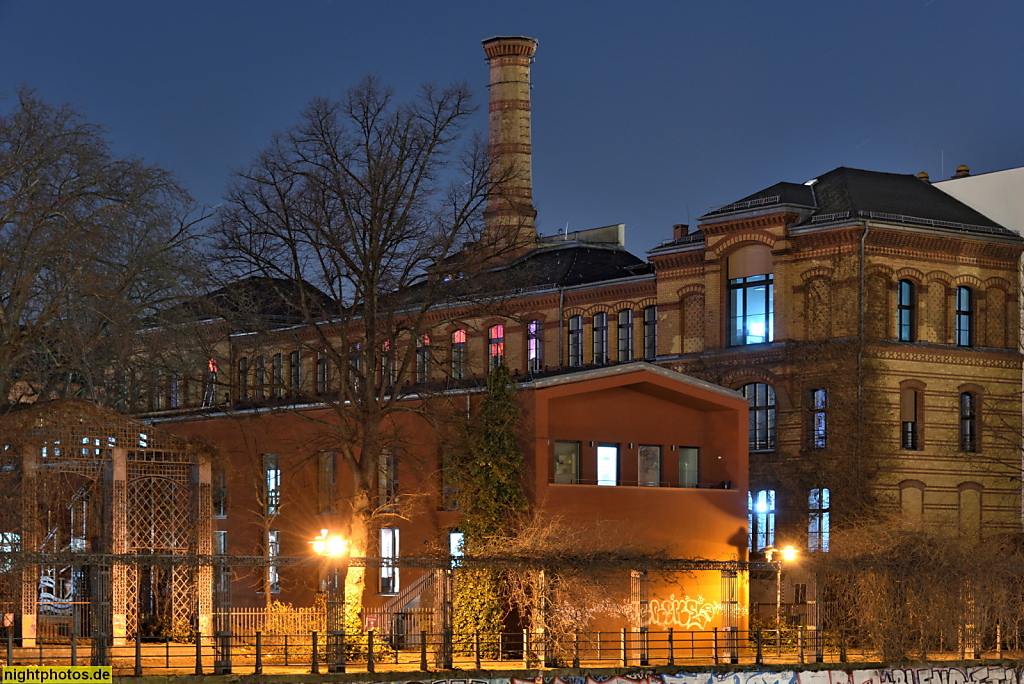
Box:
xmin=956 ymin=286 xmax=973 ymax=347
xmin=728 ymin=244 xmax=774 ymax=346
xmin=748 ymin=489 xmax=776 ymax=551
xmin=488 ymin=325 xmax=504 ymax=369
xmin=617 ymin=309 xmax=634 ymax=362
xmin=567 ymin=315 xmax=583 ymax=367
xmin=740 ymin=382 xmax=776 ymax=451
xmin=960 ymin=392 xmax=978 ymax=452
xmin=592 ymin=312 xmax=608 ymax=365
xmin=897 ymin=280 xmax=915 ymax=342
xmin=643 ymin=305 xmax=657 ymax=359
xmin=451 ymin=330 xmax=467 ymax=380
xmin=527 ymin=320 xmax=543 ymax=373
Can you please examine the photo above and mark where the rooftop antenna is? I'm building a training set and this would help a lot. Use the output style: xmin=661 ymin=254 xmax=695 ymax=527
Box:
xmin=563 ymin=221 xmax=569 ymax=239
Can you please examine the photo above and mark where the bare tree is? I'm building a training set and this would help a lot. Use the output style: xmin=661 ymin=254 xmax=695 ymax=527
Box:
xmin=214 ymin=77 xmax=508 ymax=610
xmin=0 ymin=88 xmax=205 ymax=407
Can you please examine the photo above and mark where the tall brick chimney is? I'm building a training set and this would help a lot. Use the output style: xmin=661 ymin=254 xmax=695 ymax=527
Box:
xmin=482 ymin=36 xmax=538 ymax=251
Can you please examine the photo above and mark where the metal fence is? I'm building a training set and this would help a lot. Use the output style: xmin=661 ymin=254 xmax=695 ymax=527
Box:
xmin=0 ymin=627 xmax=1011 ymax=675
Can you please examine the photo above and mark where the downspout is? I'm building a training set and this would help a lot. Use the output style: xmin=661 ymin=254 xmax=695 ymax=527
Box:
xmin=558 ymin=288 xmax=565 ymax=368
xmin=858 ymin=221 xmax=869 ymax=406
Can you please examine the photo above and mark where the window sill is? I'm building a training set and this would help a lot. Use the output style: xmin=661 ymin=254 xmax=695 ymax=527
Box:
xmin=549 ymin=480 xmax=736 ymax=490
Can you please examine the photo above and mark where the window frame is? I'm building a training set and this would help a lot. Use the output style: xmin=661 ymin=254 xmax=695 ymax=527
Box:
xmin=643 ymin=305 xmax=657 ymax=359
xmin=416 ymin=335 xmax=431 ymax=384
xmin=808 ymin=388 xmax=827 ymax=449
xmin=568 ymin=315 xmax=583 ymax=367
xmin=728 ymin=274 xmax=774 ymax=346
xmin=956 ymin=286 xmax=973 ymax=347
xmin=451 ymin=329 xmax=467 ymax=380
xmin=379 ymin=527 xmax=399 ymax=594
xmin=741 ymin=382 xmax=776 ymax=451
xmin=553 ymin=440 xmax=580 ymax=484
xmin=748 ymin=489 xmax=776 ymax=552
xmin=264 ymin=453 xmax=281 ymax=516
xmin=593 ymin=312 xmax=609 ymax=365
xmin=638 ymin=444 xmax=661 ymax=487
xmin=617 ymin=309 xmax=634 ymax=362
xmin=527 ymin=320 xmax=543 ymax=373
xmin=897 ymin=279 xmax=915 ymax=342
xmin=960 ymin=391 xmax=978 ymax=452
xmin=808 ymin=487 xmax=830 ymax=552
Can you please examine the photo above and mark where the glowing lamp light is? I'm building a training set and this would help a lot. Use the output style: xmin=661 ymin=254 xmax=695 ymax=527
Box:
xmin=311 ymin=529 xmax=348 ymax=556
xmin=780 ymin=545 xmax=798 ymax=562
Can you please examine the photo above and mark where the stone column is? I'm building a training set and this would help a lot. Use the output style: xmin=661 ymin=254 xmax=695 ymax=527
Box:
xmin=19 ymin=447 xmax=37 ymax=647
xmin=109 ymin=447 xmax=128 ymax=645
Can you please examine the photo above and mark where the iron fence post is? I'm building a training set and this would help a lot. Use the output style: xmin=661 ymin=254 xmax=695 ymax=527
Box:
xmin=474 ymin=630 xmax=481 ymax=669
xmin=620 ymin=627 xmax=627 ymax=667
xmin=255 ymin=631 xmax=263 ymax=674
xmin=193 ymin=631 xmax=202 ymax=675
xmin=419 ymin=630 xmax=427 ymax=671
xmin=713 ymin=627 xmax=719 ymax=665
xmin=133 ymin=636 xmax=141 ymax=677
xmin=367 ymin=629 xmax=375 ymax=673
xmin=755 ymin=628 xmax=763 ymax=665
xmin=668 ymin=627 xmax=674 ymax=666
xmin=573 ymin=631 xmax=580 ymax=668
xmin=311 ymin=630 xmax=319 ymax=674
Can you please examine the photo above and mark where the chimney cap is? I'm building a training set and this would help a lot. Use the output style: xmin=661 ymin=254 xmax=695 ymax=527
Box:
xmin=482 ymin=36 xmax=538 ymax=59
xmin=916 ymin=171 xmax=930 ymax=183
xmin=954 ymin=164 xmax=970 ymax=178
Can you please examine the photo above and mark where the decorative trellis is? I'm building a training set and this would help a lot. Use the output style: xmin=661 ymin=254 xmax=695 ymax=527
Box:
xmin=0 ymin=398 xmax=210 ymax=643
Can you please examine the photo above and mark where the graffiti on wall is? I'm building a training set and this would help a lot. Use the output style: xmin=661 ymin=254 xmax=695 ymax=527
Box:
xmin=383 ymin=666 xmax=1022 ymax=684
xmin=647 ymin=594 xmax=720 ymax=629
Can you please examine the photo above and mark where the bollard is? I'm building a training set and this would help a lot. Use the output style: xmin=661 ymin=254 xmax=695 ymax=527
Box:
xmin=311 ymin=630 xmax=319 ymax=675
xmin=755 ymin=628 xmax=763 ymax=665
xmin=255 ymin=632 xmax=263 ymax=674
xmin=6 ymin=631 xmax=11 ymax=666
xmin=420 ymin=630 xmax=427 ymax=671
xmin=367 ymin=629 xmax=375 ymax=673
xmin=194 ymin=632 xmax=202 ymax=675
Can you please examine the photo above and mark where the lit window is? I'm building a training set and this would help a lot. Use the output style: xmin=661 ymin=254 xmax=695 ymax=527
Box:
xmin=380 ymin=527 xmax=399 ymax=594
xmin=527 ymin=320 xmax=543 ymax=373
xmin=416 ymin=335 xmax=430 ymax=383
xmin=213 ymin=530 xmax=228 ymax=555
xmin=593 ymin=312 xmax=609 ymax=365
xmin=553 ymin=441 xmax=579 ymax=484
xmin=643 ymin=306 xmax=657 ymax=359
xmin=449 ymin=530 xmax=464 ymax=567
xmin=678 ymin=447 xmax=699 ymax=488
xmin=597 ymin=444 xmax=619 ymax=486
xmin=567 ymin=315 xmax=583 ymax=367
xmin=901 ymin=386 xmax=920 ymax=450
xmin=727 ymin=244 xmax=774 ymax=346
xmin=748 ymin=489 xmax=776 ymax=552
xmin=897 ymin=280 xmax=915 ymax=342
xmin=960 ymin=392 xmax=978 ymax=452
xmin=809 ymin=389 xmax=827 ymax=449
xmin=638 ymin=445 xmax=661 ymax=487
xmin=488 ymin=325 xmax=504 ymax=369
xmin=956 ymin=286 xmax=973 ymax=347
xmin=617 ymin=309 xmax=634 ymax=362
xmin=451 ymin=330 xmax=467 ymax=380
xmin=203 ymin=358 xmax=218 ymax=407
xmin=264 ymin=453 xmax=281 ymax=515
xmin=808 ymin=488 xmax=830 ymax=552
xmin=267 ymin=530 xmax=280 ymax=593
xmin=741 ymin=383 xmax=776 ymax=451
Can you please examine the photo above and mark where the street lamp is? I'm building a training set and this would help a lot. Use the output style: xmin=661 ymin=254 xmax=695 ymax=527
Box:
xmin=311 ymin=530 xmax=349 ymax=673
xmin=764 ymin=545 xmax=798 ymax=656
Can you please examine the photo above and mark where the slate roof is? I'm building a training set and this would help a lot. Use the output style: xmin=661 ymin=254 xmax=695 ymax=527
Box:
xmin=167 ymin=276 xmax=336 ymax=328
xmin=492 ymin=243 xmax=653 ymax=290
xmin=701 ymin=167 xmax=1016 ymax=237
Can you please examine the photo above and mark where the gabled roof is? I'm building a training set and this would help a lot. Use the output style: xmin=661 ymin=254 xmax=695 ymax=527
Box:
xmin=701 ymin=166 xmax=1017 ymax=238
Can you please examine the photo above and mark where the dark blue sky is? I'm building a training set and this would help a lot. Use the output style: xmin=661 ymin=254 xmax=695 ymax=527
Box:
xmin=4 ymin=1 xmax=1023 ymax=254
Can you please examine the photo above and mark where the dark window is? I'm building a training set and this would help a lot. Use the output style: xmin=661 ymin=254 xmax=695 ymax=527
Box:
xmin=272 ymin=353 xmax=284 ymax=398
xmin=617 ymin=309 xmax=634 ymax=362
xmin=741 ymin=382 xmax=776 ymax=451
xmin=315 ymin=352 xmax=329 ymax=394
xmin=416 ymin=335 xmax=430 ymax=383
xmin=809 ymin=389 xmax=827 ymax=449
xmin=956 ymin=286 xmax=973 ymax=347
xmin=901 ymin=386 xmax=920 ymax=450
xmin=643 ymin=306 xmax=657 ymax=359
xmin=289 ymin=350 xmax=301 ymax=391
xmin=898 ymin=280 xmax=915 ymax=342
xmin=238 ymin=357 xmax=249 ymax=400
xmin=593 ymin=312 xmax=608 ymax=365
xmin=254 ymin=357 xmax=265 ymax=399
xmin=378 ymin=448 xmax=398 ymax=507
xmin=553 ymin=441 xmax=580 ymax=484
xmin=568 ymin=315 xmax=583 ymax=367
xmin=212 ymin=469 xmax=227 ymax=518
xmin=960 ymin=392 xmax=978 ymax=452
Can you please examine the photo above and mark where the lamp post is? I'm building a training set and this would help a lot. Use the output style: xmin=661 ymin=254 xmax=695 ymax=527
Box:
xmin=312 ymin=530 xmax=349 ymax=673
xmin=764 ymin=545 xmax=798 ymax=656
